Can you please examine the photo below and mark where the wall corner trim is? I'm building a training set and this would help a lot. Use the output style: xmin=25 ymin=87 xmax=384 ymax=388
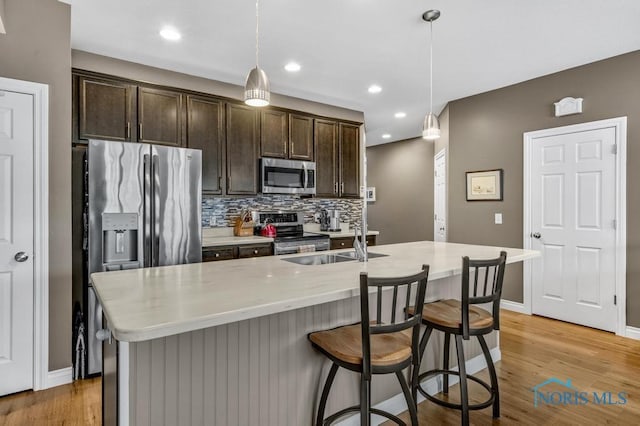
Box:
xmin=625 ymin=326 xmax=640 ymax=341
xmin=0 ymin=0 xmax=6 ymax=34
xmin=45 ymin=367 xmax=73 ymax=389
xmin=501 ymin=300 xmax=531 ymax=315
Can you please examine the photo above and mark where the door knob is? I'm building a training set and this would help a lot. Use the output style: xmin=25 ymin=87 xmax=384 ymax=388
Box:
xmin=14 ymin=252 xmax=29 ymax=262
xmin=532 ymin=232 xmax=541 ymax=239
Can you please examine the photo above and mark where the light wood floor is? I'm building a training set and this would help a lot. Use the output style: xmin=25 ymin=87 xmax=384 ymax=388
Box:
xmin=1 ymin=310 xmax=639 ymax=425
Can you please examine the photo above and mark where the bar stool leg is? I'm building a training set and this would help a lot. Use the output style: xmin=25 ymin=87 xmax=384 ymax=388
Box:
xmin=316 ymin=363 xmax=339 ymax=426
xmin=454 ymin=335 xmax=469 ymax=426
xmin=442 ymin=332 xmax=451 ymax=395
xmin=478 ymin=335 xmax=500 ymax=418
xmin=396 ymin=370 xmax=418 ymax=426
xmin=414 ymin=326 xmax=433 ymax=402
xmin=360 ymin=375 xmax=371 ymax=426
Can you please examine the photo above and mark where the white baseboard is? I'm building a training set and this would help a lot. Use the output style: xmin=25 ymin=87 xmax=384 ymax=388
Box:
xmin=337 ymin=348 xmax=501 ymax=426
xmin=45 ymin=367 xmax=73 ymax=389
xmin=625 ymin=326 xmax=640 ymax=341
xmin=500 ymin=300 xmax=530 ymax=315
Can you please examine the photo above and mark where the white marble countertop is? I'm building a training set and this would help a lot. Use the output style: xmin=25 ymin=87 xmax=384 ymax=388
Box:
xmin=202 ymin=227 xmax=273 ymax=247
xmin=91 ymin=241 xmax=538 ymax=343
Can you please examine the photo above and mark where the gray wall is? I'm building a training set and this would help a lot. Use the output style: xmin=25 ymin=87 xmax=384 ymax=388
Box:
xmin=367 ymin=137 xmax=434 ymax=244
xmin=0 ymin=0 xmax=72 ymax=370
xmin=447 ymin=50 xmax=640 ymax=325
xmin=71 ymin=50 xmax=364 ymax=123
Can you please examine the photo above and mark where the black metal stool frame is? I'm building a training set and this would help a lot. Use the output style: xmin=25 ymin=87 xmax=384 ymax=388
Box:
xmin=414 ymin=251 xmax=507 ymax=425
xmin=310 ymin=266 xmax=429 ymax=426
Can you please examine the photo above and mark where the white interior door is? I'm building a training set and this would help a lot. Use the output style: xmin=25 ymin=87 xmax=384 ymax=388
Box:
xmin=530 ymin=127 xmax=617 ymax=332
xmin=0 ymin=90 xmax=34 ymax=395
xmin=434 ymin=149 xmax=447 ymax=242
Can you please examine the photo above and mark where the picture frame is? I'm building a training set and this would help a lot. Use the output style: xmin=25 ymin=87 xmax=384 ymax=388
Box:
xmin=466 ymin=169 xmax=503 ymax=201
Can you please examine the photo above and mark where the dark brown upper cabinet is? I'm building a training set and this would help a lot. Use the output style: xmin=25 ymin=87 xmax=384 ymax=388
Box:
xmin=314 ymin=119 xmax=360 ymax=198
xmin=75 ymin=75 xmax=136 ymax=143
xmin=137 ymin=87 xmax=185 ymax=147
xmin=338 ymin=122 xmax=360 ymax=197
xmin=260 ymin=109 xmax=288 ymax=158
xmin=314 ymin=119 xmax=339 ymax=197
xmin=288 ymin=114 xmax=314 ymax=161
xmin=187 ymin=95 xmax=225 ymax=194
xmin=226 ymin=102 xmax=259 ymax=195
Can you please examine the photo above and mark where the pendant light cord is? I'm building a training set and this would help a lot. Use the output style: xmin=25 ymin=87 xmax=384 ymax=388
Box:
xmin=429 ymin=19 xmax=433 ymax=115
xmin=255 ymin=0 xmax=260 ymax=67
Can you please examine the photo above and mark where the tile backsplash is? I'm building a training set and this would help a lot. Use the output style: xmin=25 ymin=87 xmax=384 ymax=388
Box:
xmin=202 ymin=195 xmax=363 ymax=228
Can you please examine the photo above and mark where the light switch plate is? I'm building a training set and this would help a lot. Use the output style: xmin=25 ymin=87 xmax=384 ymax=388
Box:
xmin=495 ymin=213 xmax=503 ymax=225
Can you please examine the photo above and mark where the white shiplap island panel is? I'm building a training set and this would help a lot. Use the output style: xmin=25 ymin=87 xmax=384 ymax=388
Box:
xmin=91 ymin=241 xmax=538 ymax=426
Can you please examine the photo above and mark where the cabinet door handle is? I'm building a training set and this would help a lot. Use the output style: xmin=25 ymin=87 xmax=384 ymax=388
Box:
xmin=218 ymin=176 xmax=222 ymax=191
xmin=253 ymin=250 xmax=258 ymax=255
xmin=334 ymin=182 xmax=338 ymax=194
xmin=340 ymin=182 xmax=344 ymax=194
xmin=215 ymin=253 xmax=220 ymax=258
xmin=126 ymin=122 xmax=131 ymax=140
xmin=340 ymin=242 xmax=345 ymax=246
xmin=138 ymin=123 xmax=143 ymax=140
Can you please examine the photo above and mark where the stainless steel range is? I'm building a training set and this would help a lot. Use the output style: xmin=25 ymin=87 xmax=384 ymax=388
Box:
xmin=251 ymin=211 xmax=330 ymax=255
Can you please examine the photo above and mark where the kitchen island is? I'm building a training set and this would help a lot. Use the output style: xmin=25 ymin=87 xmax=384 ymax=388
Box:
xmin=91 ymin=241 xmax=537 ymax=426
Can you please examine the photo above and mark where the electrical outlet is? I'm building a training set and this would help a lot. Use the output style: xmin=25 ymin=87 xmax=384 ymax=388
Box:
xmin=495 ymin=213 xmax=503 ymax=225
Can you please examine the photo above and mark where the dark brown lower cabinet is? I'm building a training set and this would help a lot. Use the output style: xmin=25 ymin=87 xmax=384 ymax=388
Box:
xmin=202 ymin=243 xmax=273 ymax=262
xmin=330 ymin=235 xmax=376 ymax=250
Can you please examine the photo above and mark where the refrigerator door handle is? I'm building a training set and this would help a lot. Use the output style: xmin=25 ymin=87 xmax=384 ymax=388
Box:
xmin=152 ymin=154 xmax=161 ymax=267
xmin=143 ymin=154 xmax=151 ymax=268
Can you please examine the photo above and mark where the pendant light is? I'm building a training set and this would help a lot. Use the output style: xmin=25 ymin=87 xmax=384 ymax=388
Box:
xmin=422 ymin=9 xmax=441 ymax=140
xmin=244 ymin=0 xmax=270 ymax=107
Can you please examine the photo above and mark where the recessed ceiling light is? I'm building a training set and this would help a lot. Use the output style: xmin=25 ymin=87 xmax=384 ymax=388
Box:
xmin=394 ymin=112 xmax=406 ymax=118
xmin=382 ymin=134 xmax=391 ymax=139
xmin=160 ymin=26 xmax=181 ymax=41
xmin=284 ymin=62 xmax=301 ymax=72
xmin=368 ymin=85 xmax=382 ymax=94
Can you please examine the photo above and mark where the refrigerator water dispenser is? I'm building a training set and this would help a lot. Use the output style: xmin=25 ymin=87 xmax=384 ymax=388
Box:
xmin=102 ymin=213 xmax=139 ymax=270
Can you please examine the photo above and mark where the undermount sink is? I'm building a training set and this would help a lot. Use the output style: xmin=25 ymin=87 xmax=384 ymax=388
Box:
xmin=282 ymin=251 xmax=388 ymax=266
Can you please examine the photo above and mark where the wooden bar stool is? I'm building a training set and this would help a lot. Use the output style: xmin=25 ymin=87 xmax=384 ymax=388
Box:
xmin=411 ymin=251 xmax=507 ymax=425
xmin=308 ymin=266 xmax=429 ymax=426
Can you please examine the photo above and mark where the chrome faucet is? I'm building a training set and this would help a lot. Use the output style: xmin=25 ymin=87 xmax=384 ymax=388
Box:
xmin=353 ymin=225 xmax=367 ymax=262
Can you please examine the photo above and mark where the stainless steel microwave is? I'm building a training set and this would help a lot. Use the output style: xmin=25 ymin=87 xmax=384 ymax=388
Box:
xmin=261 ymin=158 xmax=316 ymax=195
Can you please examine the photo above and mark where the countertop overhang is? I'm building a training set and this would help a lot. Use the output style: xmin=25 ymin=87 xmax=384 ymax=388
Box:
xmin=91 ymin=241 xmax=538 ymax=342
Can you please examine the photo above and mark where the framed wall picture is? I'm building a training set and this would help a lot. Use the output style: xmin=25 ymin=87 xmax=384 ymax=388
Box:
xmin=466 ymin=169 xmax=503 ymax=201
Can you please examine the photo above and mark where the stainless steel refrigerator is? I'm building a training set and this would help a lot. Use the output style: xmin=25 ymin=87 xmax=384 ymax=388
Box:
xmin=87 ymin=139 xmax=202 ymax=375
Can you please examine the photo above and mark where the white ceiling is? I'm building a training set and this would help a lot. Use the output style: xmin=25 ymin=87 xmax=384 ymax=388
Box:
xmin=70 ymin=0 xmax=640 ymax=146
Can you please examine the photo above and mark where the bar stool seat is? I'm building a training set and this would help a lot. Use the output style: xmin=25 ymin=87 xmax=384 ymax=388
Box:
xmin=411 ymin=251 xmax=507 ymax=426
xmin=309 ymin=323 xmax=412 ymax=367
xmin=308 ymin=267 xmax=429 ymax=426
xmin=408 ymin=299 xmax=494 ymax=331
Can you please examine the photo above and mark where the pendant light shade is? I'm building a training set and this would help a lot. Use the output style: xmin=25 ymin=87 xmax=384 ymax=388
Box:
xmin=244 ymin=66 xmax=270 ymax=107
xmin=244 ymin=0 xmax=270 ymax=107
xmin=422 ymin=112 xmax=441 ymax=140
xmin=422 ymin=9 xmax=440 ymax=140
